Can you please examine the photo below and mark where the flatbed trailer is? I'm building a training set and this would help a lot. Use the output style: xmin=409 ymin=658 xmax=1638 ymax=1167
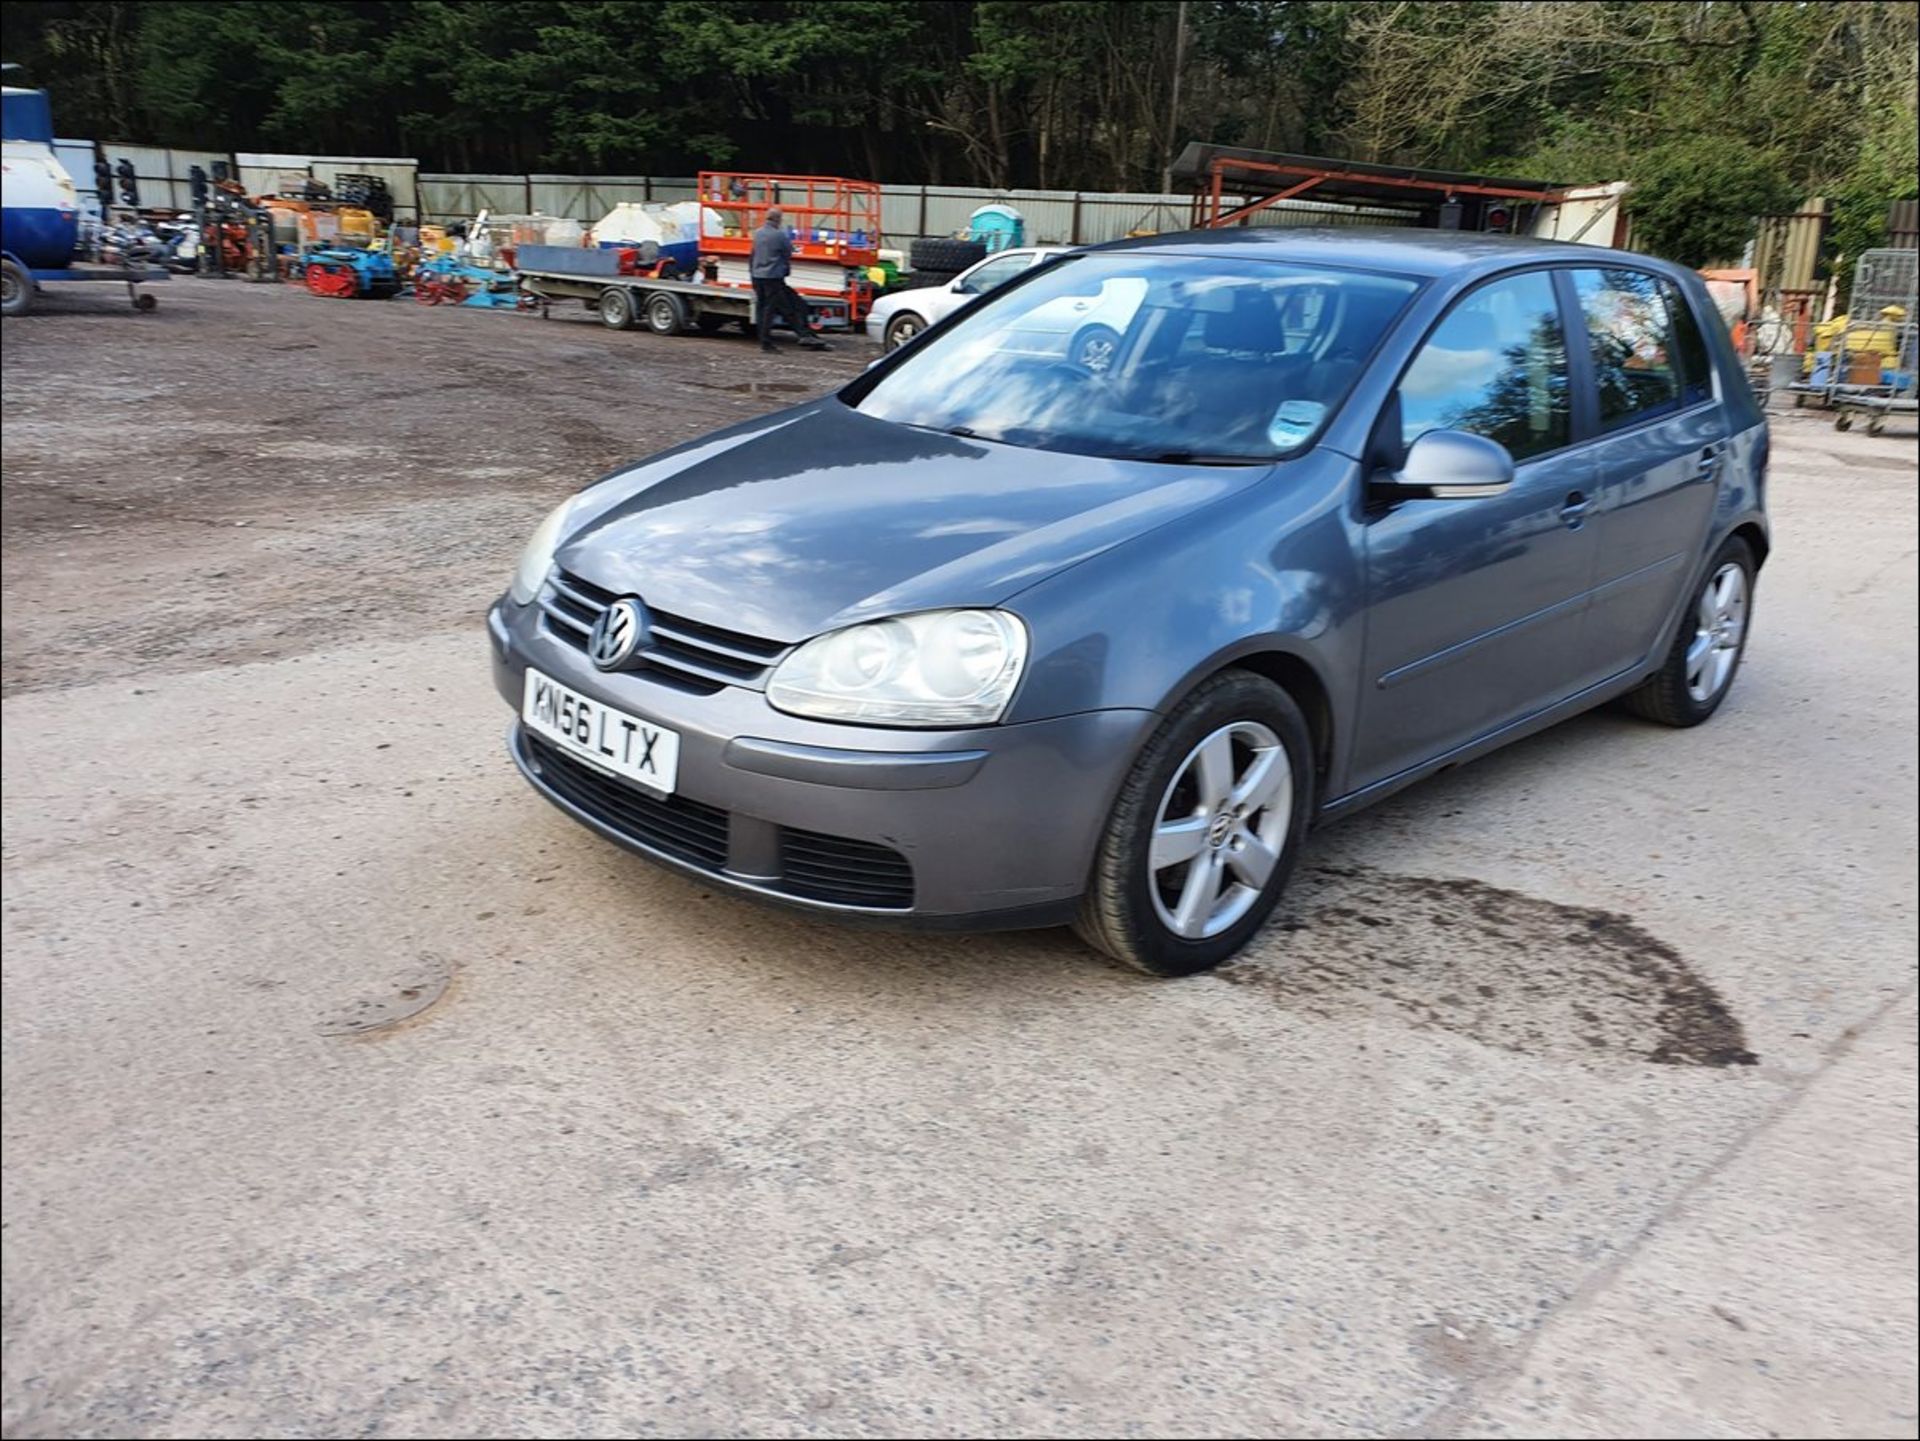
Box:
xmin=513 ymin=265 xmax=852 ymax=338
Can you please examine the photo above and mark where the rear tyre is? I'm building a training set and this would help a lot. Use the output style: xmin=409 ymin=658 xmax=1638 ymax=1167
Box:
xmin=1 ymin=258 xmax=30 ymax=317
xmin=1620 ymin=536 xmax=1755 ymax=727
xmin=645 ymin=291 xmax=688 ymax=336
xmin=1074 ymin=671 xmax=1313 ymax=977
xmin=598 ymin=287 xmax=635 ymax=329
xmin=883 ymin=311 xmax=926 ymax=350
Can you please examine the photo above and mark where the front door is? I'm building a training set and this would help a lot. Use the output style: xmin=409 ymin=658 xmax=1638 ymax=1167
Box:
xmin=1354 ymin=269 xmax=1600 ymax=790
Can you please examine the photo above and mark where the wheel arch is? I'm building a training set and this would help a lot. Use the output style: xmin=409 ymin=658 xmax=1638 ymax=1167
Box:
xmin=1729 ymin=519 xmax=1769 ymax=571
xmin=1136 ymin=640 xmax=1337 ymax=803
xmin=1221 ymin=648 xmax=1335 ymax=800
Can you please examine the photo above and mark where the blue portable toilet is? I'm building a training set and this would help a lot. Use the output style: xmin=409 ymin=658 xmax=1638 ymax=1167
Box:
xmin=968 ymin=203 xmax=1025 ymax=253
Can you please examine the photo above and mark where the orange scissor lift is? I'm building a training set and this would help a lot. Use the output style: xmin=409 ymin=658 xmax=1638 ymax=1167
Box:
xmin=698 ymin=171 xmax=882 ymax=325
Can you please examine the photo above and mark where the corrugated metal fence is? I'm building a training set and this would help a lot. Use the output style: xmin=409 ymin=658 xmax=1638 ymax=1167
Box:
xmin=87 ymin=142 xmax=424 ymax=217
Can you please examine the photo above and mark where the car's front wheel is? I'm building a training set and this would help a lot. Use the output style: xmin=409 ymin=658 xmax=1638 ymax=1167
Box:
xmin=883 ymin=312 xmax=926 ymax=350
xmin=1622 ymin=535 xmax=1755 ymax=726
xmin=1069 ymin=323 xmax=1121 ymax=374
xmin=1075 ymin=671 xmax=1313 ymax=976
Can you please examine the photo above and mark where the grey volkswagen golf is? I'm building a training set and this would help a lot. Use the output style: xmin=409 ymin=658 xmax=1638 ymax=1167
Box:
xmin=488 ymin=229 xmax=1767 ymax=976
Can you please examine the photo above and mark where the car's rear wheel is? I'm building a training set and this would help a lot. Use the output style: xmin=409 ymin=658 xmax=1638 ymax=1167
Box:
xmin=1621 ymin=535 xmax=1755 ymax=727
xmin=1074 ymin=671 xmax=1312 ymax=976
xmin=883 ymin=311 xmax=926 ymax=350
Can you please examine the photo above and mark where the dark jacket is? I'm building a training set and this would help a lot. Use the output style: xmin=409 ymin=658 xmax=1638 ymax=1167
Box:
xmin=749 ymin=223 xmax=793 ymax=280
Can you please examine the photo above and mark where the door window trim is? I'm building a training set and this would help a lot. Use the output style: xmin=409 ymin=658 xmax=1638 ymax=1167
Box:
xmin=1376 ymin=262 xmax=1583 ymax=470
xmin=1566 ymin=264 xmax=1700 ymax=435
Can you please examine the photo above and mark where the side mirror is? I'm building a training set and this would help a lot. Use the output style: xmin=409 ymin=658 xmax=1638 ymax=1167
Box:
xmin=1389 ymin=429 xmax=1515 ymax=498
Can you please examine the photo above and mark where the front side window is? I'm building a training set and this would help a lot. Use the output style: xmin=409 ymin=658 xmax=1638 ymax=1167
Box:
xmin=1398 ymin=270 xmax=1570 ymax=462
xmin=956 ymin=253 xmax=1033 ymax=296
xmin=851 ymin=253 xmax=1420 ymax=463
xmin=1575 ymin=268 xmax=1681 ymax=427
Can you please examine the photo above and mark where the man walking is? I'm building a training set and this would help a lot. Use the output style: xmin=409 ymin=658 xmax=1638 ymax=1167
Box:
xmin=750 ymin=207 xmax=826 ymax=352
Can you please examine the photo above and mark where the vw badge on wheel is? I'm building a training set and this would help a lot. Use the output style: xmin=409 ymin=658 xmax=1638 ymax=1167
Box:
xmin=588 ymin=597 xmax=647 ymax=671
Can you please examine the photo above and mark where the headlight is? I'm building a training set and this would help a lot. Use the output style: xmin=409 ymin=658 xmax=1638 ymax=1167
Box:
xmin=508 ymin=497 xmax=579 ymax=604
xmin=767 ymin=609 xmax=1028 ymax=726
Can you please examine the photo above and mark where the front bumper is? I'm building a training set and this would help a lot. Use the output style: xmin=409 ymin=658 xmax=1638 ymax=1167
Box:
xmin=489 ymin=599 xmax=1151 ymax=928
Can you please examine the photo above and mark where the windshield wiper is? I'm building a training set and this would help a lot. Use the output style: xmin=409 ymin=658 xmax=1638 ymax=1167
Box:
xmin=897 ymin=421 xmax=985 ymax=441
xmin=1139 ymin=450 xmax=1269 ymax=466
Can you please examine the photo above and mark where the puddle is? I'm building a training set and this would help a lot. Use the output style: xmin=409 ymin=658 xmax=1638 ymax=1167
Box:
xmin=1224 ymin=864 xmax=1757 ymax=1068
xmin=317 ymin=954 xmax=452 ymax=1036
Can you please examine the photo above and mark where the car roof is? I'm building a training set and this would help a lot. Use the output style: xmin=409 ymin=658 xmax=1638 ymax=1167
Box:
xmin=1091 ymin=225 xmax=1677 ymax=281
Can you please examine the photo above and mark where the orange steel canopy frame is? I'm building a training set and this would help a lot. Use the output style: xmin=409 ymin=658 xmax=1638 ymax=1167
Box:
xmin=699 ymin=172 xmax=883 ymax=269
xmin=1171 ymin=143 xmax=1568 ymax=230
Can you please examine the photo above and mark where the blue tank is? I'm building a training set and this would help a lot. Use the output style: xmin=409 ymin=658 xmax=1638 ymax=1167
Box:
xmin=3 ymin=87 xmax=83 ymax=269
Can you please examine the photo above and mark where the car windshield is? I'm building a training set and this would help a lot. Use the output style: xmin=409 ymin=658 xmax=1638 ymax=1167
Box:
xmin=851 ymin=252 xmax=1420 ymax=463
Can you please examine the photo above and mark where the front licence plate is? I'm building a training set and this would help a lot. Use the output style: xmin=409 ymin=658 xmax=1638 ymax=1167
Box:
xmin=522 ymin=668 xmax=680 ymax=794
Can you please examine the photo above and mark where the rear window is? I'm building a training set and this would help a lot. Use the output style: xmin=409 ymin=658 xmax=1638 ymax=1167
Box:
xmin=1573 ymin=268 xmax=1682 ymax=429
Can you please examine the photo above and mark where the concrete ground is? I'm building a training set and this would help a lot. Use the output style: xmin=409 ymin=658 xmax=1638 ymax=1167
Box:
xmin=2 ymin=279 xmax=1915 ymax=1439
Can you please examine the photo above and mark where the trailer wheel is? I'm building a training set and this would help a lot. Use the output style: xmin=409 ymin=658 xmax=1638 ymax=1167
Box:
xmin=1834 ymin=412 xmax=1853 ymax=432
xmin=1 ymin=258 xmax=31 ymax=317
xmin=133 ymin=292 xmax=158 ymax=312
xmin=645 ymin=291 xmax=689 ymax=336
xmin=695 ymin=312 xmax=729 ymax=334
xmin=598 ymin=287 xmax=636 ymax=330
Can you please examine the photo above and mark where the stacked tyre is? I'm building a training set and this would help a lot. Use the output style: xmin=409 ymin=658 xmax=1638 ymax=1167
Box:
xmin=907 ymin=237 xmax=987 ymax=290
xmin=332 ymin=174 xmax=395 ymax=225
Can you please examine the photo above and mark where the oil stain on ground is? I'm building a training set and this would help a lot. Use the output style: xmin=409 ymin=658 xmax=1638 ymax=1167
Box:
xmin=1224 ymin=864 xmax=1757 ymax=1068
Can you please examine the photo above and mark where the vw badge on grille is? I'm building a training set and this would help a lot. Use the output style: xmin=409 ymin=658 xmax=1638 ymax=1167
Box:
xmin=588 ymin=597 xmax=648 ymax=671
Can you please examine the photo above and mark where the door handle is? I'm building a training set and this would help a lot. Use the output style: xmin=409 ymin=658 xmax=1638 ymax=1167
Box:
xmin=1560 ymin=491 xmax=1594 ymax=527
xmin=1695 ymin=441 xmax=1728 ymax=482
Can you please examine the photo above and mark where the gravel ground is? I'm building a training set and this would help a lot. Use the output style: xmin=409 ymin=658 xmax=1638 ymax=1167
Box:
xmin=3 ymin=278 xmax=1915 ymax=1439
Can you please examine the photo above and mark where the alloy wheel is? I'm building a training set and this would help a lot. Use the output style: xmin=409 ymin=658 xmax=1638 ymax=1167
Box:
xmin=1686 ymin=561 xmax=1748 ymax=702
xmin=1148 ymin=720 xmax=1294 ymax=940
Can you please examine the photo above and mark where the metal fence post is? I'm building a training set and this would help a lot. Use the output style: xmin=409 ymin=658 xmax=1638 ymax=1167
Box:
xmin=917 ymin=186 xmax=928 ymax=240
xmin=1071 ymin=191 xmax=1083 ymax=245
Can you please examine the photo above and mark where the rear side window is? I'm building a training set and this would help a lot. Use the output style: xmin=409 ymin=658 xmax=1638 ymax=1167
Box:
xmin=1662 ymin=280 xmax=1715 ymax=405
xmin=1398 ymin=270 xmax=1570 ymax=462
xmin=1574 ymin=268 xmax=1681 ymax=427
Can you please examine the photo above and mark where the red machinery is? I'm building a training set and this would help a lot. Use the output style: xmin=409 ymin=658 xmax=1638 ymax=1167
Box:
xmin=698 ymin=171 xmax=881 ymax=323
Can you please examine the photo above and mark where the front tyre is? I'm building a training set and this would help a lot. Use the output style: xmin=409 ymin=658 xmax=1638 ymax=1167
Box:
xmin=1622 ymin=536 xmax=1755 ymax=727
xmin=1075 ymin=671 xmax=1313 ymax=976
xmin=1069 ymin=323 xmax=1121 ymax=374
xmin=883 ymin=311 xmax=925 ymax=350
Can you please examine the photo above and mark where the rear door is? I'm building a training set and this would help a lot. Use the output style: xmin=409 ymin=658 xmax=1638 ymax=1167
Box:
xmin=1566 ymin=267 xmax=1727 ymax=681
xmin=1354 ymin=269 xmax=1601 ymax=789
